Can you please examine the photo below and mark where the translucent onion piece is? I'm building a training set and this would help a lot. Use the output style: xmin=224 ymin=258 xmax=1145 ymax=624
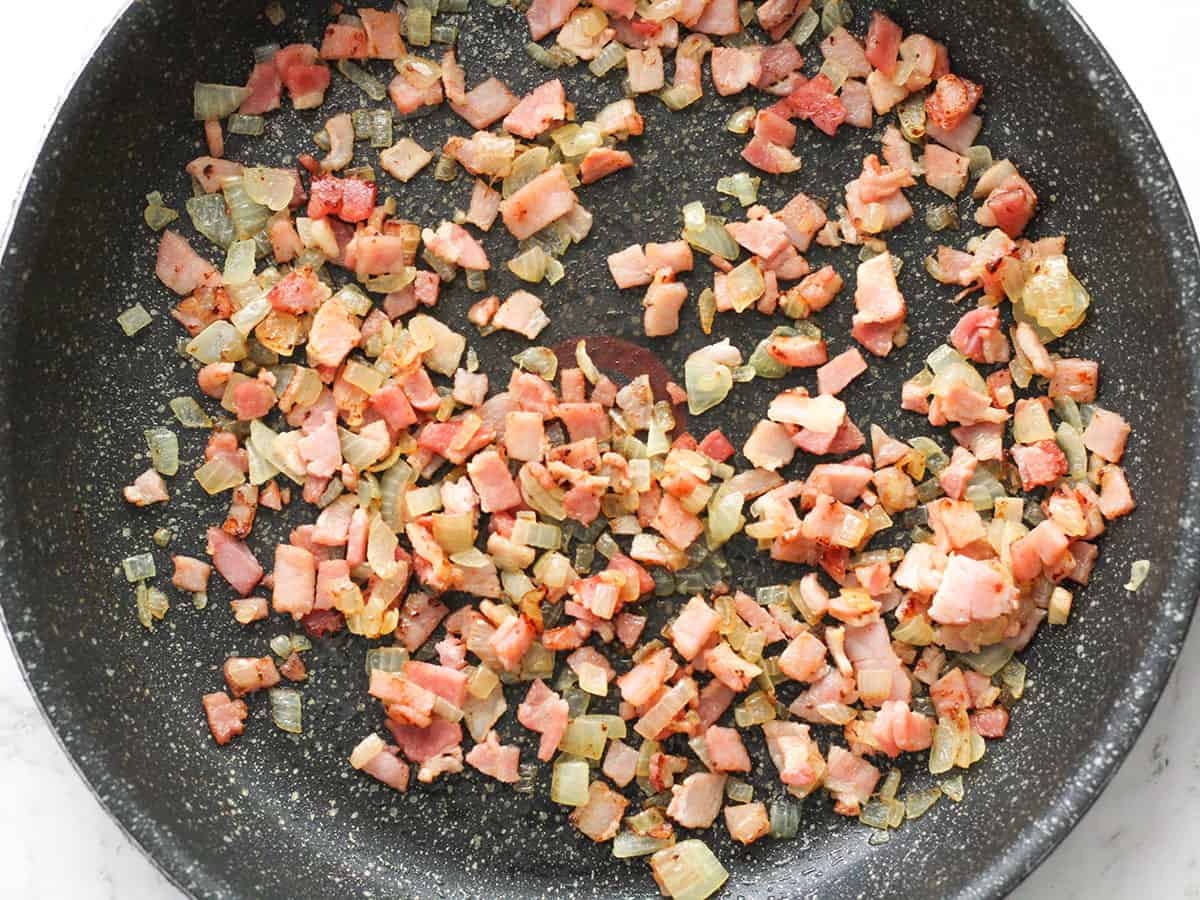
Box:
xmin=790 ymin=7 xmax=820 ymax=45
xmin=365 ymin=646 xmax=410 ymax=675
xmin=726 ymin=106 xmax=756 ymax=135
xmin=613 ymin=831 xmax=675 ymax=859
xmin=650 ymin=840 xmax=729 ymax=900
xmin=187 ymin=321 xmax=247 ymax=365
xmin=551 ymin=758 xmax=591 ymax=806
xmin=122 ymin=553 xmax=156 ymax=583
xmin=509 ymin=245 xmax=549 ymax=283
xmin=187 ymin=194 xmax=235 ymax=250
xmin=940 ymin=775 xmax=965 ymax=802
xmin=117 ymin=304 xmax=152 ymax=337
xmin=1126 ymin=559 xmax=1150 ymax=592
xmin=170 ymin=397 xmax=213 ymax=428
xmin=194 ymin=82 xmax=250 ymax=120
xmin=222 ymin=177 xmax=271 ymax=241
xmin=269 ymin=688 xmax=303 ymax=734
xmin=243 ymin=167 xmax=296 ymax=212
xmin=337 ymin=59 xmax=387 ymax=101
xmin=195 ymin=456 xmax=246 ymax=494
xmin=144 ymin=427 xmax=180 ymax=476
xmin=588 ymin=41 xmax=626 ymax=77
xmin=367 ymin=514 xmax=400 ymax=578
xmin=769 ymin=799 xmax=802 ymax=839
xmin=684 ymin=355 xmax=733 ymax=416
xmin=223 ymin=239 xmax=258 ymax=286
xmin=228 ymin=113 xmax=265 ymax=136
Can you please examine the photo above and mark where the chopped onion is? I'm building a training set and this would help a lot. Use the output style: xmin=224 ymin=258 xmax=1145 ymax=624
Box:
xmin=223 ymin=238 xmax=257 ymax=285
xmin=122 ymin=553 xmax=156 ymax=583
xmin=337 ymin=59 xmax=387 ymax=100
xmin=684 ymin=353 xmax=733 ymax=416
xmin=940 ymin=775 xmax=965 ymax=802
xmin=682 ymin=214 xmax=739 ymax=260
xmin=614 ymin=831 xmax=675 ymax=859
xmin=242 ymin=167 xmax=295 ymax=212
xmin=1125 ymin=559 xmax=1150 ymax=592
xmin=650 ymin=840 xmax=728 ymax=900
xmin=551 ymin=758 xmax=591 ymax=806
xmin=790 ymin=7 xmax=820 ymax=45
xmin=187 ymin=194 xmax=235 ymax=249
xmin=1013 ymin=400 xmax=1054 ymax=444
xmin=117 ymin=304 xmax=152 ymax=337
xmin=726 ymin=106 xmax=756 ymax=135
xmin=724 ymin=259 xmax=765 ymax=312
xmin=589 ymin=41 xmax=626 ymax=76
xmin=966 ymin=145 xmax=994 ymax=177
xmin=367 ymin=514 xmax=400 ymax=578
xmin=406 ymin=8 xmax=432 ymax=46
xmin=558 ymin=718 xmax=608 ymax=760
xmin=768 ymin=798 xmax=801 ymax=839
xmin=716 ymin=172 xmax=760 ymax=208
xmin=733 ymin=690 xmax=776 ymax=728
xmin=925 ymin=203 xmax=960 ymax=232
xmin=222 ymin=177 xmax=271 ymax=241
xmin=170 ymin=397 xmax=213 ymax=429
xmin=999 ymin=659 xmax=1027 ymax=700
xmin=820 ymin=0 xmax=853 ymax=34
xmin=928 ymin=721 xmax=958 ymax=775
xmin=1048 ymin=586 xmax=1073 ymax=625
xmin=269 ymin=688 xmax=303 ymax=734
xmin=144 ymin=427 xmax=179 ymax=476
xmin=187 ymin=321 xmax=247 ymax=365
xmin=195 ymin=456 xmax=245 ymax=494
xmin=509 ymin=245 xmax=550 ymax=283
xmin=228 ymin=113 xmax=265 ymax=136
xmin=193 ymin=82 xmax=250 ymax=120
xmin=462 ymin=683 xmax=508 ymax=742
xmin=897 ymin=92 xmax=927 ymax=143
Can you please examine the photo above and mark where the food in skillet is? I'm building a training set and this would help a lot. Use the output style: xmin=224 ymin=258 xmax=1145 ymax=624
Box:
xmin=125 ymin=2 xmax=1139 ymax=897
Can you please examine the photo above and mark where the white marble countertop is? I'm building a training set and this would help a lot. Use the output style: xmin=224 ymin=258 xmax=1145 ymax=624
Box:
xmin=2 ymin=1 xmax=1198 ymax=897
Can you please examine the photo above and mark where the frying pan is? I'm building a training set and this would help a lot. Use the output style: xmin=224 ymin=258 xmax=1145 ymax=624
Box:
xmin=1 ymin=1 xmax=1197 ymax=897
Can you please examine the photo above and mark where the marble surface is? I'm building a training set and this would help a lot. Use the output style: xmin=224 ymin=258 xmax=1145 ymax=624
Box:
xmin=1 ymin=1 xmax=1199 ymax=897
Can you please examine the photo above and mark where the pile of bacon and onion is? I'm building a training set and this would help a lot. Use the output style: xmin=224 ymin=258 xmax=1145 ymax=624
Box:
xmin=121 ymin=2 xmax=1139 ymax=897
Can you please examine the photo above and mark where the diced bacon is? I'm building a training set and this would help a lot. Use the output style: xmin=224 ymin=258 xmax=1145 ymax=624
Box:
xmin=937 ymin=445 xmax=978 ymax=501
xmin=518 ymin=679 xmax=570 ymax=761
xmin=779 ymin=631 xmax=827 ymax=682
xmin=724 ymin=802 xmax=770 ymax=845
xmin=206 ymin=527 xmax=263 ymax=597
xmin=1011 ymin=439 xmax=1068 ymax=491
xmin=602 ymin=740 xmax=640 ymax=788
xmin=762 ymin=720 xmax=825 ymax=793
xmin=742 ymin=135 xmax=802 ymax=175
xmin=711 ymin=46 xmax=762 ymax=95
xmin=1049 ymin=358 xmax=1100 ymax=403
xmin=924 ymin=143 xmax=970 ymax=198
xmin=617 ymin=648 xmax=672 ymax=708
xmin=502 ymin=79 xmax=567 ymax=140
xmin=824 ymin=746 xmax=880 ymax=816
xmin=643 ymin=271 xmax=688 ymax=337
xmin=172 ymin=555 xmax=212 ymax=594
xmin=626 ymin=47 xmax=666 ymax=94
xmin=500 ymin=164 xmax=576 ymax=240
xmin=821 ymin=27 xmax=871 ymax=78
xmin=976 ymin=170 xmax=1038 ymax=238
xmin=489 ymin=614 xmax=535 ymax=672
xmin=360 ymin=9 xmax=405 ymax=58
xmin=319 ymin=23 xmax=368 ymax=60
xmin=608 ymin=244 xmax=652 ymax=289
xmin=276 ymin=44 xmax=331 ymax=109
xmin=1098 ymin=465 xmax=1136 ymax=519
xmin=782 ymin=74 xmax=847 ymax=137
xmin=557 ymin=402 xmax=610 ymax=443
xmin=123 ymin=468 xmax=169 ymax=507
xmin=371 ymin=670 xmax=437 ymax=727
xmin=646 ymin=240 xmax=694 ymax=275
xmin=416 ymin=748 xmax=464 ymax=784
xmin=652 ymin=492 xmax=704 ymax=550
xmin=156 ymin=230 xmax=214 ymax=296
xmin=667 ymin=772 xmax=727 ymax=828
xmin=926 ymin=74 xmax=984 ymax=132
xmin=929 ymin=668 xmax=970 ymax=719
xmin=865 ymin=11 xmax=902 ymax=75
xmin=571 ymin=781 xmax=629 ymax=843
xmin=1083 ymin=408 xmax=1130 ymax=463
xmin=463 ymin=180 xmax=501 ymax=233
xmin=971 ymin=705 xmax=1010 ymax=738
xmin=186 ymin=156 xmax=244 ymax=193
xmin=871 ymin=700 xmax=934 ymax=757
xmin=851 ymin=253 xmax=906 ymax=357
xmin=272 ymin=544 xmax=316 ymax=618
xmin=951 ymin=307 xmax=1009 ymax=364
xmin=692 ymin=0 xmax=741 ymax=34
xmin=697 ymin=724 xmax=749 ymax=774
xmin=307 ymin=298 xmax=360 ymax=368
xmin=526 ymin=0 xmax=582 ymax=40
xmin=387 ymin=719 xmax=463 ymax=765
xmin=394 ymin=592 xmax=450 ymax=652
xmin=867 ymin=69 xmax=909 ymax=115
xmin=665 ymin=597 xmax=725 ymax=665
xmin=240 ymin=61 xmax=282 ymax=115
xmin=929 ymin=554 xmax=1019 ymax=625
xmin=359 ymin=744 xmax=411 ymax=791
xmin=424 ymin=221 xmax=490 ymax=271
xmin=927 ymin=112 xmax=983 ymax=155
xmin=203 ymin=691 xmax=248 ymax=745
xmin=450 ymin=77 xmax=519 ymax=130
xmin=580 ymin=147 xmax=634 ymax=185
xmin=840 ymin=79 xmax=873 ymax=128
xmin=404 ymin=660 xmax=469 ymax=710
xmin=705 ymin=641 xmax=762 ymax=692
xmin=742 ymin=421 xmax=792 ymax=475
xmin=224 ymin=656 xmax=280 ymax=698
xmin=484 ymin=285 xmax=549 ymax=340
xmin=776 ymin=193 xmax=828 ymax=253
xmin=728 ymin=214 xmax=791 ymax=260
xmin=816 ymin=348 xmax=868 ymax=397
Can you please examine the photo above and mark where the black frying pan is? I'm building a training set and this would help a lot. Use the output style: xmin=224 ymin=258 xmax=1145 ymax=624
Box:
xmin=2 ymin=1 xmax=1198 ymax=897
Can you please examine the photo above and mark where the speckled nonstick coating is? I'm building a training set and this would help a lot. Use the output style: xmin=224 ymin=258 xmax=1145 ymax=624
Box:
xmin=0 ymin=1 xmax=1196 ymax=898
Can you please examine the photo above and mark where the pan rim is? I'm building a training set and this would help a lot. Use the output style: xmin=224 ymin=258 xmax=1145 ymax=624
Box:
xmin=0 ymin=1 xmax=1196 ymax=898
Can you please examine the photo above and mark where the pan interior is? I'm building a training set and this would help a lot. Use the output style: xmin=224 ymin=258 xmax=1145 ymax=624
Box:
xmin=0 ymin=2 xmax=1197 ymax=898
